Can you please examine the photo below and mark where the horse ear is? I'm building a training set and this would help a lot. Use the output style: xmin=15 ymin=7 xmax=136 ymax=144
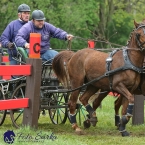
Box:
xmin=134 ymin=20 xmax=139 ymax=28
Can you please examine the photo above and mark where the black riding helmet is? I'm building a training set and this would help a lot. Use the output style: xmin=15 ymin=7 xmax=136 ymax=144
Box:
xmin=18 ymin=4 xmax=31 ymax=13
xmin=32 ymin=10 xmax=46 ymax=20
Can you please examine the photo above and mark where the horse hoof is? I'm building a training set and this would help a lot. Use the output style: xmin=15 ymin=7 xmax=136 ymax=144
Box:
xmin=75 ymin=128 xmax=85 ymax=135
xmin=121 ymin=131 xmax=130 ymax=137
xmin=90 ymin=117 xmax=98 ymax=127
xmin=83 ymin=120 xmax=91 ymax=129
xmin=72 ymin=124 xmax=84 ymax=135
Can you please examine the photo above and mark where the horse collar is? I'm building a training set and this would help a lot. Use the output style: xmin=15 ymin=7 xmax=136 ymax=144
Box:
xmin=122 ymin=49 xmax=143 ymax=73
xmin=106 ymin=49 xmax=143 ymax=74
xmin=105 ymin=49 xmax=143 ymax=91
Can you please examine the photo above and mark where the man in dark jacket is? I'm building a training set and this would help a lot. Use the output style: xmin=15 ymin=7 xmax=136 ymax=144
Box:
xmin=15 ymin=9 xmax=73 ymax=62
xmin=1 ymin=4 xmax=31 ymax=65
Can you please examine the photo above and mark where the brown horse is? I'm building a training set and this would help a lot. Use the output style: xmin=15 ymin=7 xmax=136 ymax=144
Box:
xmin=92 ymin=70 xmax=145 ymax=132
xmin=90 ymin=60 xmax=145 ymax=132
xmin=52 ymin=21 xmax=145 ymax=136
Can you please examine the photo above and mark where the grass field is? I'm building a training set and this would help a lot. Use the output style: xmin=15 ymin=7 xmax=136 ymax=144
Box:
xmin=0 ymin=96 xmax=145 ymax=145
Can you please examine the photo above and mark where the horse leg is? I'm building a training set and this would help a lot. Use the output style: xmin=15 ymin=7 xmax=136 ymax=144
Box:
xmin=92 ymin=91 xmax=109 ymax=110
xmin=79 ymin=85 xmax=98 ymax=127
xmin=82 ymin=90 xmax=108 ymax=129
xmin=93 ymin=91 xmax=122 ymax=129
xmin=114 ymin=84 xmax=134 ymax=137
xmin=121 ymin=97 xmax=128 ymax=115
xmin=68 ymin=89 xmax=84 ymax=134
xmin=118 ymin=96 xmax=130 ymax=136
xmin=114 ymin=95 xmax=123 ymax=128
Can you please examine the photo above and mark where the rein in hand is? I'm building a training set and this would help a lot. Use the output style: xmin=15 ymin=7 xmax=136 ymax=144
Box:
xmin=68 ymin=36 xmax=141 ymax=51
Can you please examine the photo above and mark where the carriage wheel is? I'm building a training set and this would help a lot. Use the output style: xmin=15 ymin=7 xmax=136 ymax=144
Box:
xmin=0 ymin=90 xmax=7 ymax=126
xmin=76 ymin=104 xmax=88 ymax=127
xmin=10 ymin=83 xmax=26 ymax=128
xmin=48 ymin=93 xmax=69 ymax=124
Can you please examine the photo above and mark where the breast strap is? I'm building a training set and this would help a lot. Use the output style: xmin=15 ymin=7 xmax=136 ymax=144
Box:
xmin=105 ymin=49 xmax=143 ymax=76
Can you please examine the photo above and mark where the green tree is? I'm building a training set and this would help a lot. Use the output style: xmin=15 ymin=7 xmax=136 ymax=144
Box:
xmin=1 ymin=0 xmax=145 ymax=50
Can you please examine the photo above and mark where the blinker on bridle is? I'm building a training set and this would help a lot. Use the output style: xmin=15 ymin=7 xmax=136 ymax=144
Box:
xmin=135 ymin=25 xmax=145 ymax=51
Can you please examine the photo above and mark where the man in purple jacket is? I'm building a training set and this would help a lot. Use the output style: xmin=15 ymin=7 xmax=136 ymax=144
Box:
xmin=15 ymin=10 xmax=73 ymax=62
xmin=1 ymin=4 xmax=31 ymax=65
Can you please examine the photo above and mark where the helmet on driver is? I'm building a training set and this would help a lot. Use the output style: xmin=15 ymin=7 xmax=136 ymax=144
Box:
xmin=32 ymin=10 xmax=46 ymax=20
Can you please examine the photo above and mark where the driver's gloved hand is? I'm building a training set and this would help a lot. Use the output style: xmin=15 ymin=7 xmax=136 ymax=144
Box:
xmin=7 ymin=42 xmax=14 ymax=49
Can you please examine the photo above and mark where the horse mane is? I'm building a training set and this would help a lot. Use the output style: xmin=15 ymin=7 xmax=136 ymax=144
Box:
xmin=52 ymin=50 xmax=75 ymax=88
xmin=126 ymin=28 xmax=135 ymax=46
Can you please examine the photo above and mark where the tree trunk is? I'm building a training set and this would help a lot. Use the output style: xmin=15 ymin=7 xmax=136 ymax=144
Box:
xmin=94 ymin=0 xmax=114 ymax=47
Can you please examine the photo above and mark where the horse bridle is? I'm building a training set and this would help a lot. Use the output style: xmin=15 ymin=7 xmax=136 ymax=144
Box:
xmin=135 ymin=25 xmax=145 ymax=51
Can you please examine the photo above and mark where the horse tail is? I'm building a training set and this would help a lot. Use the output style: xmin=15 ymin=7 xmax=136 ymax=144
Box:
xmin=52 ymin=50 xmax=75 ymax=88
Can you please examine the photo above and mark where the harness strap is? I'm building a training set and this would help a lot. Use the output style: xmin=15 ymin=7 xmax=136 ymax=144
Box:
xmin=106 ymin=49 xmax=120 ymax=90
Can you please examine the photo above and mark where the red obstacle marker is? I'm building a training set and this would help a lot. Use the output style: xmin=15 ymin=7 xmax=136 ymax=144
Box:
xmin=29 ymin=33 xmax=41 ymax=58
xmin=0 ymin=65 xmax=31 ymax=75
xmin=0 ymin=98 xmax=29 ymax=110
xmin=88 ymin=40 xmax=95 ymax=48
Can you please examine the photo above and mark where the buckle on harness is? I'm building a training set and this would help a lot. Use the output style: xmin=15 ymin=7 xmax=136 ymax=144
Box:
xmin=106 ymin=57 xmax=113 ymax=62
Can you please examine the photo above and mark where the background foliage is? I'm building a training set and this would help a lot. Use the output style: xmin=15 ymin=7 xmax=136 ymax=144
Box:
xmin=0 ymin=0 xmax=145 ymax=50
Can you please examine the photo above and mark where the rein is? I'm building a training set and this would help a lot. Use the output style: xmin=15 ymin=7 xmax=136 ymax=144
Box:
xmin=73 ymin=36 xmax=141 ymax=51
xmin=67 ymin=40 xmax=72 ymax=50
xmin=73 ymin=35 xmax=123 ymax=47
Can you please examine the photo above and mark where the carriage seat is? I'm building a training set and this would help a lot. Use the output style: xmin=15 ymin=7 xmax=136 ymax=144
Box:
xmin=17 ymin=47 xmax=52 ymax=64
xmin=17 ymin=47 xmax=28 ymax=63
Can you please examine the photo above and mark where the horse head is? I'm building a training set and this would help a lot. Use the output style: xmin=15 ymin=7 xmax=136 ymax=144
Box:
xmin=133 ymin=20 xmax=145 ymax=52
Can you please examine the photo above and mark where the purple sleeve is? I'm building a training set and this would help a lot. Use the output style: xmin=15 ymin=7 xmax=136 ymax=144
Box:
xmin=15 ymin=24 xmax=30 ymax=47
xmin=48 ymin=23 xmax=68 ymax=40
xmin=1 ymin=24 xmax=12 ymax=48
